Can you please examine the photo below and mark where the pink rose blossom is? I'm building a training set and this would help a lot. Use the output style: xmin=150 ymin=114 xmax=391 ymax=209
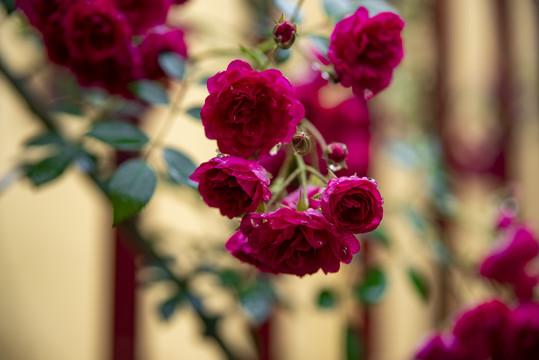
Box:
xmin=200 ymin=60 xmax=305 ymax=159
xmin=189 ymin=156 xmax=271 ymax=219
xmin=328 ymin=7 xmax=404 ymax=98
xmin=500 ymin=302 xmax=539 ymax=359
xmin=63 ymin=0 xmax=131 ymax=62
xmin=227 ymin=207 xmax=359 ymax=276
xmin=113 ymin=0 xmax=172 ymax=34
xmin=415 ymin=334 xmax=473 ymax=360
xmin=480 ymin=225 xmax=539 ymax=301
xmin=453 ymin=300 xmax=509 ymax=359
xmin=138 ymin=27 xmax=188 ymax=80
xmin=320 ymin=176 xmax=383 ymax=234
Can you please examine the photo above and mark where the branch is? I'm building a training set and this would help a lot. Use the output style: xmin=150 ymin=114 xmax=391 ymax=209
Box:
xmin=0 ymin=52 xmax=244 ymax=360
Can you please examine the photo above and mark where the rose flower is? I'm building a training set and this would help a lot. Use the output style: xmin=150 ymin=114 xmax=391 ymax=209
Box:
xmin=480 ymin=225 xmax=539 ymax=301
xmin=320 ymin=176 xmax=383 ymax=234
xmin=328 ymin=6 xmax=404 ymax=99
xmin=200 ymin=60 xmax=305 ymax=159
xmin=226 ymin=207 xmax=359 ymax=276
xmin=189 ymin=156 xmax=271 ymax=219
xmin=62 ymin=0 xmax=131 ymax=62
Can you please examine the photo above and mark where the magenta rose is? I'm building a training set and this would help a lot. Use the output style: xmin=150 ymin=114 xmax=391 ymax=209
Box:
xmin=453 ymin=300 xmax=509 ymax=359
xmin=189 ymin=156 xmax=271 ymax=219
xmin=480 ymin=225 xmax=539 ymax=301
xmin=501 ymin=303 xmax=539 ymax=359
xmin=226 ymin=207 xmax=359 ymax=276
xmin=415 ymin=334 xmax=473 ymax=360
xmin=201 ymin=60 xmax=305 ymax=158
xmin=138 ymin=27 xmax=188 ymax=80
xmin=320 ymin=176 xmax=383 ymax=234
xmin=67 ymin=46 xmax=143 ymax=97
xmin=328 ymin=7 xmax=404 ymax=98
xmin=17 ymin=0 xmax=73 ymax=64
xmin=113 ymin=0 xmax=172 ymax=34
xmin=63 ymin=0 xmax=131 ymax=63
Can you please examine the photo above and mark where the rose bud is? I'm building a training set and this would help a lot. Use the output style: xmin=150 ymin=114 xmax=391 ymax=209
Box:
xmin=325 ymin=142 xmax=348 ymax=164
xmin=320 ymin=176 xmax=383 ymax=234
xmin=273 ymin=19 xmax=296 ymax=49
xmin=292 ymin=131 xmax=311 ymax=156
xmin=189 ymin=156 xmax=271 ymax=218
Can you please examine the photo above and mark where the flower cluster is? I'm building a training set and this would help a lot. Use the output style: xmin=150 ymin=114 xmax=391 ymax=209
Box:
xmin=415 ymin=300 xmax=539 ymax=360
xmin=190 ymin=56 xmax=385 ymax=276
xmin=17 ymin=0 xmax=189 ymax=96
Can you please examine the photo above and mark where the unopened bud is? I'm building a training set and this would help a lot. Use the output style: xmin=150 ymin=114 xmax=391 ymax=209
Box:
xmin=292 ymin=132 xmax=311 ymax=156
xmin=273 ymin=19 xmax=296 ymax=49
xmin=325 ymin=142 xmax=348 ymax=164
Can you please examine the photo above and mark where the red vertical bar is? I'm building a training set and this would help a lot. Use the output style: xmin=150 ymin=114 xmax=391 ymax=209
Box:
xmin=112 ymin=226 xmax=137 ymax=360
xmin=111 ymin=151 xmax=138 ymax=360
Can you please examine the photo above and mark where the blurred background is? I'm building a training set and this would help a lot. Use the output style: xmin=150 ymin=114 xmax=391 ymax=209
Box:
xmin=1 ymin=0 xmax=538 ymax=359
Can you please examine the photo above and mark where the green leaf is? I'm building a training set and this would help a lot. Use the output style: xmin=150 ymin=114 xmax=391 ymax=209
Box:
xmin=129 ymin=80 xmax=169 ymax=105
xmin=1 ymin=0 xmax=16 ymax=14
xmin=403 ymin=207 xmax=427 ymax=235
xmin=25 ymin=132 xmax=64 ymax=147
xmin=218 ymin=269 xmax=243 ymax=289
xmin=163 ymin=147 xmax=197 ymax=189
xmin=407 ymin=267 xmax=430 ymax=302
xmin=108 ymin=159 xmax=157 ymax=225
xmin=273 ymin=0 xmax=304 ymax=22
xmin=158 ymin=52 xmax=186 ymax=80
xmin=346 ymin=327 xmax=364 ymax=360
xmin=159 ymin=292 xmax=185 ymax=321
xmin=240 ymin=280 xmax=276 ymax=324
xmin=357 ymin=0 xmax=399 ymax=16
xmin=87 ymin=121 xmax=149 ymax=150
xmin=25 ymin=146 xmax=78 ymax=186
xmin=275 ymin=48 xmax=291 ymax=64
xmin=317 ymin=289 xmax=337 ymax=308
xmin=365 ymin=227 xmax=391 ymax=248
xmin=322 ymin=0 xmax=356 ymax=20
xmin=185 ymin=106 xmax=202 ymax=120
xmin=239 ymin=45 xmax=266 ymax=67
xmin=357 ymin=267 xmax=386 ymax=304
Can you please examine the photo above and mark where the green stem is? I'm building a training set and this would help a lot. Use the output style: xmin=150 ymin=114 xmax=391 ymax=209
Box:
xmin=301 ymin=118 xmax=327 ymax=149
xmin=294 ymin=153 xmax=308 ymax=207
xmin=305 ymin=165 xmax=328 ymax=184
xmin=267 ymin=167 xmax=302 ymax=209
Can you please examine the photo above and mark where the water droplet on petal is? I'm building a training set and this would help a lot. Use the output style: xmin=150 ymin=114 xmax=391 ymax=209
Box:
xmin=269 ymin=143 xmax=282 ymax=156
xmin=363 ymin=89 xmax=374 ymax=100
xmin=339 ymin=246 xmax=350 ymax=259
xmin=329 ymin=163 xmax=342 ymax=172
xmin=321 ymin=71 xmax=330 ymax=80
xmin=312 ymin=63 xmax=321 ymax=71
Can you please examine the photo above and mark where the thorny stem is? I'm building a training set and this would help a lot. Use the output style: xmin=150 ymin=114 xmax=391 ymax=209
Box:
xmin=0 ymin=53 xmax=244 ymax=360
